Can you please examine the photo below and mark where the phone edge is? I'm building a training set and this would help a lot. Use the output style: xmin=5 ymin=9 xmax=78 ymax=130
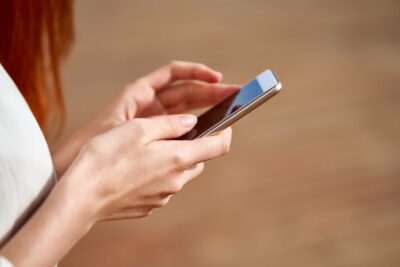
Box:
xmin=195 ymin=83 xmax=282 ymax=138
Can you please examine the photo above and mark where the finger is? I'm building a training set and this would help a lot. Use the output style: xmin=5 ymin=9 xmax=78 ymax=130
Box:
xmin=136 ymin=114 xmax=197 ymax=143
xmin=159 ymin=163 xmax=204 ymax=198
xmin=100 ymin=206 xmax=153 ymax=220
xmin=158 ymin=81 xmax=241 ymax=114
xmin=180 ymin=162 xmax=205 ymax=184
xmin=137 ymin=98 xmax=168 ymax=118
xmin=164 ymin=127 xmax=232 ymax=168
xmin=141 ymin=61 xmax=223 ymax=91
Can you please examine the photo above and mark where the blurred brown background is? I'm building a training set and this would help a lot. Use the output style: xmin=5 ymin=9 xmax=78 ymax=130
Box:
xmin=60 ymin=0 xmax=400 ymax=266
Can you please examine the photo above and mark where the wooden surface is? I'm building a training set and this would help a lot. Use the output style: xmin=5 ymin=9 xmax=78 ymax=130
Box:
xmin=60 ymin=0 xmax=400 ymax=266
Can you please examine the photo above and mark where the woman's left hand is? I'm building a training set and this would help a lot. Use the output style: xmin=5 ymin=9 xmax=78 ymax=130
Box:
xmin=52 ymin=61 xmax=240 ymax=175
xmin=90 ymin=60 xmax=240 ymax=131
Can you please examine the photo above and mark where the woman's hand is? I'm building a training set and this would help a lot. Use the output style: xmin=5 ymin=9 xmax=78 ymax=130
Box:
xmin=59 ymin=114 xmax=232 ymax=221
xmin=2 ymin=115 xmax=231 ymax=267
xmin=53 ymin=61 xmax=239 ymax=176
xmin=96 ymin=60 xmax=240 ymax=124
xmin=2 ymin=63 xmax=236 ymax=267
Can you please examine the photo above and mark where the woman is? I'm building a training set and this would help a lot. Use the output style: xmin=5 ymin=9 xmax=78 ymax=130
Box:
xmin=0 ymin=1 xmax=240 ymax=266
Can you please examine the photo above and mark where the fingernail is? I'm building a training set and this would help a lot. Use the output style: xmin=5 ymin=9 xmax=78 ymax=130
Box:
xmin=178 ymin=114 xmax=197 ymax=128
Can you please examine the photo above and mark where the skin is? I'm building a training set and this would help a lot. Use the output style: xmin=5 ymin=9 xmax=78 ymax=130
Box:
xmin=0 ymin=61 xmax=240 ymax=266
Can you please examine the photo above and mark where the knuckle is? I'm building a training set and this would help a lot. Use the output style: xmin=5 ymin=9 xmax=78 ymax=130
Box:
xmin=219 ymin=137 xmax=230 ymax=155
xmin=171 ymin=151 xmax=188 ymax=169
xmin=186 ymin=163 xmax=204 ymax=181
xmin=196 ymin=162 xmax=205 ymax=173
xmin=167 ymin=180 xmax=183 ymax=194
xmin=153 ymin=198 xmax=169 ymax=208
xmin=170 ymin=60 xmax=180 ymax=68
xmin=128 ymin=82 xmax=155 ymax=108
xmin=140 ymin=85 xmax=155 ymax=104
xmin=165 ymin=116 xmax=179 ymax=135
xmin=131 ymin=119 xmax=147 ymax=136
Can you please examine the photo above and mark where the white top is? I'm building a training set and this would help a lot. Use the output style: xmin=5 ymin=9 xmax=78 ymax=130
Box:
xmin=0 ymin=64 xmax=57 ymax=266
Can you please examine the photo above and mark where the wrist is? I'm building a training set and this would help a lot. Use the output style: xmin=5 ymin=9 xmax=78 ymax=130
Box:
xmin=53 ymin=166 xmax=100 ymax=228
xmin=51 ymin=177 xmax=97 ymax=230
xmin=1 ymin=171 xmax=97 ymax=267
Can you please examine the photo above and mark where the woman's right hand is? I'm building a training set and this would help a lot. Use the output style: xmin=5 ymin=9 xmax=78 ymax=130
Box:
xmin=57 ymin=114 xmax=231 ymax=222
xmin=2 ymin=114 xmax=230 ymax=267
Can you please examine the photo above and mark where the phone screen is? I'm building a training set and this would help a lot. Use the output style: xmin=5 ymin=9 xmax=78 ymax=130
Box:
xmin=180 ymin=71 xmax=279 ymax=140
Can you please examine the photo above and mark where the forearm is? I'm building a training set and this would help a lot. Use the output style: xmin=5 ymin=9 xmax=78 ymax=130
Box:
xmin=1 ymin=178 xmax=95 ymax=267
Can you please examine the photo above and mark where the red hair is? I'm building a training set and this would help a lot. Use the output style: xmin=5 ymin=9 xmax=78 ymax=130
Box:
xmin=0 ymin=0 xmax=74 ymax=138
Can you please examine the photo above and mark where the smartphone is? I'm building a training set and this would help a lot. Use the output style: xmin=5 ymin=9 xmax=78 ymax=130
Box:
xmin=179 ymin=69 xmax=282 ymax=140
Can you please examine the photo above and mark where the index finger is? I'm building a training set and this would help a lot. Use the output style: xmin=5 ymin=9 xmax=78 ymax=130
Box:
xmin=163 ymin=127 xmax=233 ymax=168
xmin=135 ymin=114 xmax=197 ymax=143
xmin=141 ymin=61 xmax=223 ymax=91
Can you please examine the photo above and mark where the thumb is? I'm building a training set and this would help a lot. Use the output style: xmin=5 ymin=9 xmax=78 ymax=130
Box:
xmin=139 ymin=114 xmax=197 ymax=143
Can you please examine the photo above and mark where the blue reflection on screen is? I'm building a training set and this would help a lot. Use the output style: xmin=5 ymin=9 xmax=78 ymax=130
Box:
xmin=180 ymin=77 xmax=271 ymax=140
xmin=226 ymin=78 xmax=265 ymax=116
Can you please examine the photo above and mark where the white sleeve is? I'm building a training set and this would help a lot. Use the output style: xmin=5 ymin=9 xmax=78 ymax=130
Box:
xmin=0 ymin=257 xmax=13 ymax=267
